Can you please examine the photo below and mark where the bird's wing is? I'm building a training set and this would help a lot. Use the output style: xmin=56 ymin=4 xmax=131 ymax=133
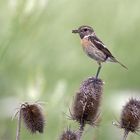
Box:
xmin=88 ymin=35 xmax=128 ymax=69
xmin=88 ymin=35 xmax=114 ymax=58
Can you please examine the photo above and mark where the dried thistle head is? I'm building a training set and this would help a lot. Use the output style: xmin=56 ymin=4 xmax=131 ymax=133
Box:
xmin=60 ymin=129 xmax=78 ymax=140
xmin=121 ymin=98 xmax=140 ymax=133
xmin=20 ymin=102 xmax=45 ymax=133
xmin=113 ymin=98 xmax=140 ymax=140
xmin=72 ymin=77 xmax=103 ymax=128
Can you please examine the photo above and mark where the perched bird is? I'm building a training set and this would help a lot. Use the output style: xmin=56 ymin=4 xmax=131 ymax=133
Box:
xmin=72 ymin=25 xmax=127 ymax=78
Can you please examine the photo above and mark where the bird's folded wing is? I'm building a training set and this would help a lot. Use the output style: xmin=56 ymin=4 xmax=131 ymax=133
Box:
xmin=88 ymin=35 xmax=114 ymax=58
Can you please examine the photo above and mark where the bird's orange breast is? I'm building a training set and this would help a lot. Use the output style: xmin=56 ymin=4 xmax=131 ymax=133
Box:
xmin=80 ymin=38 xmax=91 ymax=48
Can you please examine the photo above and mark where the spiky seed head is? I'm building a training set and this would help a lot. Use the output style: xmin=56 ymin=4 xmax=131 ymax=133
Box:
xmin=113 ymin=98 xmax=140 ymax=140
xmin=60 ymin=129 xmax=78 ymax=140
xmin=120 ymin=98 xmax=140 ymax=133
xmin=72 ymin=77 xmax=103 ymax=127
xmin=20 ymin=102 xmax=45 ymax=133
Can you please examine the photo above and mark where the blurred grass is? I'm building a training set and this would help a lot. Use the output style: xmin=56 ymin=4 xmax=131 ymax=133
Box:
xmin=0 ymin=0 xmax=140 ymax=140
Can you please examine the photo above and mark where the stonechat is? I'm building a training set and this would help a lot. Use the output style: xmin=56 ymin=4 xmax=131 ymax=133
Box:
xmin=72 ymin=25 xmax=127 ymax=78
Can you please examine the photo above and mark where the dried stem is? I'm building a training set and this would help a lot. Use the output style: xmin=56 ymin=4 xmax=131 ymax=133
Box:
xmin=77 ymin=122 xmax=85 ymax=140
xmin=122 ymin=130 xmax=129 ymax=140
xmin=16 ymin=108 xmax=22 ymax=140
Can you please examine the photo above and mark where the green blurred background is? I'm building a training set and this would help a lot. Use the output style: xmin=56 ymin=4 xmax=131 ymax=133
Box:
xmin=0 ymin=0 xmax=140 ymax=140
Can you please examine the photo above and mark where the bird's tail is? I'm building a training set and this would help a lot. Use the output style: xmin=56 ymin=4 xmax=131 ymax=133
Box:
xmin=108 ymin=57 xmax=128 ymax=69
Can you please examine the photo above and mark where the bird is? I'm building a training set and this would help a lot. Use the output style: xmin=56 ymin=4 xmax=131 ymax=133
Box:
xmin=72 ymin=25 xmax=127 ymax=79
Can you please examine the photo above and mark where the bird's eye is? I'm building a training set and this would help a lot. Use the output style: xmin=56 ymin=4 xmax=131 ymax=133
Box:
xmin=83 ymin=28 xmax=88 ymax=32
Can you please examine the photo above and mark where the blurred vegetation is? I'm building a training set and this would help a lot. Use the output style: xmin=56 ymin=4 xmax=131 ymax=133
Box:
xmin=0 ymin=0 xmax=140 ymax=140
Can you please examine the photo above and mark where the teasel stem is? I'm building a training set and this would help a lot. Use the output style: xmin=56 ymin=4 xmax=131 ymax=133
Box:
xmin=16 ymin=108 xmax=22 ymax=140
xmin=78 ymin=120 xmax=85 ymax=139
xmin=122 ymin=130 xmax=129 ymax=140
xmin=79 ymin=120 xmax=85 ymax=131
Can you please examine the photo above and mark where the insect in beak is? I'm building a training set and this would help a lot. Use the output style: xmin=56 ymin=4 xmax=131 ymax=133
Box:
xmin=72 ymin=29 xmax=79 ymax=33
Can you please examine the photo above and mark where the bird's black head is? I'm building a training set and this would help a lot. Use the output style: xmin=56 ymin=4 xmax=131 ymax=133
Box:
xmin=72 ymin=25 xmax=94 ymax=39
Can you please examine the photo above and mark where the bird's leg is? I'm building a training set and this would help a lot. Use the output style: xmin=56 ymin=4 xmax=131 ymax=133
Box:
xmin=95 ymin=62 xmax=102 ymax=79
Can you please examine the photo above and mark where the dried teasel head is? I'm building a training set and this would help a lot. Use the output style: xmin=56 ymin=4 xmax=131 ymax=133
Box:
xmin=20 ymin=102 xmax=45 ymax=133
xmin=114 ymin=98 xmax=140 ymax=140
xmin=71 ymin=77 xmax=103 ymax=129
xmin=60 ymin=129 xmax=78 ymax=140
xmin=121 ymin=98 xmax=140 ymax=139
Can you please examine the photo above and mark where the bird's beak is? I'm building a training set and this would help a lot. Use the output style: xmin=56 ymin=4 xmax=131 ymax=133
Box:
xmin=72 ymin=29 xmax=79 ymax=33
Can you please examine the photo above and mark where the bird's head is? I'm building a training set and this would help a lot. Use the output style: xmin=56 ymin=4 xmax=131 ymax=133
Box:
xmin=72 ymin=25 xmax=94 ymax=39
